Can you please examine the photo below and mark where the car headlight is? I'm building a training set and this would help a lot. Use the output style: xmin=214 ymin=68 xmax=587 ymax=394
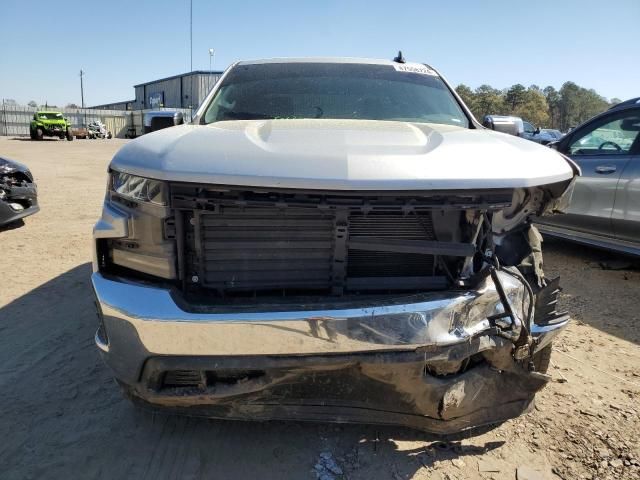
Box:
xmin=110 ymin=171 xmax=167 ymax=205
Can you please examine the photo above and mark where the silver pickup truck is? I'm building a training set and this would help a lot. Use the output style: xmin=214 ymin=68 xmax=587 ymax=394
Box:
xmin=92 ymin=57 xmax=578 ymax=433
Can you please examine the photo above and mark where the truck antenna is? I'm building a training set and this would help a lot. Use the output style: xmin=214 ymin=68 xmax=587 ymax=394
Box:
xmin=393 ymin=51 xmax=406 ymax=63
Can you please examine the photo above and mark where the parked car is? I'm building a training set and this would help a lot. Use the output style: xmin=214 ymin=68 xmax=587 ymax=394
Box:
xmin=483 ymin=116 xmax=558 ymax=145
xmin=536 ymin=97 xmax=640 ymax=255
xmin=87 ymin=121 xmax=113 ymax=139
xmin=72 ymin=127 xmax=89 ymax=139
xmin=143 ymin=110 xmax=185 ymax=134
xmin=92 ymin=57 xmax=578 ymax=433
xmin=522 ymin=122 xmax=561 ymax=145
xmin=541 ymin=129 xmax=564 ymax=142
xmin=0 ymin=156 xmax=39 ymax=227
xmin=29 ymin=111 xmax=74 ymax=141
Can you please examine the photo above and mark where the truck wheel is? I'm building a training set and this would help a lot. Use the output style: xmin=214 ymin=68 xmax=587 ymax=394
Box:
xmin=66 ymin=130 xmax=74 ymax=141
xmin=35 ymin=127 xmax=44 ymax=140
xmin=29 ymin=129 xmax=36 ymax=140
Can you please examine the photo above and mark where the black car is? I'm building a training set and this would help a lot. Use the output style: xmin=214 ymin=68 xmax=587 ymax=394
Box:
xmin=0 ymin=156 xmax=39 ymax=227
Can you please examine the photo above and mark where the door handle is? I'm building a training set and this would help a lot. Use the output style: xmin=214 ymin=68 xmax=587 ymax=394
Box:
xmin=595 ymin=165 xmax=616 ymax=174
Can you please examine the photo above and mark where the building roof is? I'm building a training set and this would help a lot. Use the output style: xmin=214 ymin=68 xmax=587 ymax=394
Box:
xmin=133 ymin=70 xmax=224 ymax=88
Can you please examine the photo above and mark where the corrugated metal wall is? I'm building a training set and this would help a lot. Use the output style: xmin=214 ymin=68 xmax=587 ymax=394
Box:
xmin=133 ymin=72 xmax=222 ymax=110
xmin=194 ymin=73 xmax=223 ymax=105
xmin=0 ymin=105 xmax=191 ymax=138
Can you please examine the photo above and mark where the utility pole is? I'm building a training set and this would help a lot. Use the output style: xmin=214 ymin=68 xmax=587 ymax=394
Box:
xmin=208 ymin=48 xmax=215 ymax=93
xmin=80 ymin=69 xmax=86 ymax=127
xmin=80 ymin=69 xmax=85 ymax=108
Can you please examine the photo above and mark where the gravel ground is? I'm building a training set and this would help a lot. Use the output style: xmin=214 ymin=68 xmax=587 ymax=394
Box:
xmin=0 ymin=136 xmax=638 ymax=480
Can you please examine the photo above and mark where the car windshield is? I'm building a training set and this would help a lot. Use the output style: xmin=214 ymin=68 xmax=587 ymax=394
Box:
xmin=203 ymin=62 xmax=469 ymax=128
xmin=39 ymin=113 xmax=63 ymax=119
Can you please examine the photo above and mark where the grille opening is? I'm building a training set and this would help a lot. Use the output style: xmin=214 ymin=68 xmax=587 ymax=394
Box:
xmin=185 ymin=208 xmax=450 ymax=296
xmin=172 ymin=186 xmax=480 ymax=299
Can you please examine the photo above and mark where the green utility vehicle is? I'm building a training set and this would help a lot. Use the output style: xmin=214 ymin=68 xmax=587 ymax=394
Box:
xmin=29 ymin=111 xmax=74 ymax=141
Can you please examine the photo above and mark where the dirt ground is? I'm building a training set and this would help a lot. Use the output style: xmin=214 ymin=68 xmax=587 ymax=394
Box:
xmin=0 ymin=136 xmax=638 ymax=480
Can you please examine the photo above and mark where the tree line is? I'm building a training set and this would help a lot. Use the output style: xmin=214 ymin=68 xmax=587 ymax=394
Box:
xmin=455 ymin=82 xmax=621 ymax=132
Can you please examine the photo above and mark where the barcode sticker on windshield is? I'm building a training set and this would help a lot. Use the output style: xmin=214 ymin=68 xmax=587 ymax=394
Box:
xmin=392 ymin=63 xmax=438 ymax=76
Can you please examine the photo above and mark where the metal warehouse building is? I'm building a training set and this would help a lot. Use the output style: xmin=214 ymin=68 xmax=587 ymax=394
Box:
xmin=90 ymin=70 xmax=223 ymax=111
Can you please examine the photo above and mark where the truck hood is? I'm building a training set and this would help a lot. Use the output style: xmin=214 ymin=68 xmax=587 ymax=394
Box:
xmin=39 ymin=119 xmax=67 ymax=126
xmin=111 ymin=120 xmax=575 ymax=190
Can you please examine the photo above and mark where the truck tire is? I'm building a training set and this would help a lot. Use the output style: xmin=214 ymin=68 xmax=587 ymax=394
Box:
xmin=66 ymin=130 xmax=74 ymax=141
xmin=29 ymin=129 xmax=36 ymax=140
xmin=35 ymin=127 xmax=44 ymax=140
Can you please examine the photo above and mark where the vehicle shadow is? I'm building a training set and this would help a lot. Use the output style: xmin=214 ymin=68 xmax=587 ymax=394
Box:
xmin=0 ymin=263 xmax=510 ymax=480
xmin=9 ymin=137 xmax=59 ymax=141
xmin=0 ymin=219 xmax=25 ymax=232
xmin=543 ymin=237 xmax=640 ymax=344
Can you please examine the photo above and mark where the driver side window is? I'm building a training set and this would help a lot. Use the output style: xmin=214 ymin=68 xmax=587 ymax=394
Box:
xmin=569 ymin=113 xmax=640 ymax=155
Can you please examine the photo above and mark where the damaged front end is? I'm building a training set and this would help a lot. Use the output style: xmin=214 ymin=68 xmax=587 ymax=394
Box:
xmin=0 ymin=157 xmax=39 ymax=227
xmin=93 ymin=173 xmax=576 ymax=433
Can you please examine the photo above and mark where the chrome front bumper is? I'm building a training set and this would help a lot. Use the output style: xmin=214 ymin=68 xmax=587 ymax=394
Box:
xmin=92 ymin=271 xmax=567 ymax=385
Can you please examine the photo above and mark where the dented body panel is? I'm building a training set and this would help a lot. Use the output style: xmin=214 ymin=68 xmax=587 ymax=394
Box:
xmin=0 ymin=157 xmax=39 ymax=227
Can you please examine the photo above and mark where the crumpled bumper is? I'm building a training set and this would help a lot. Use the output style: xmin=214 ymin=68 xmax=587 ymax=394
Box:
xmin=0 ymin=184 xmax=39 ymax=226
xmin=93 ymin=271 xmax=568 ymax=432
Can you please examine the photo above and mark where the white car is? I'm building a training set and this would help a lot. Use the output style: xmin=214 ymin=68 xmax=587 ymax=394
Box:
xmin=92 ymin=57 xmax=578 ymax=433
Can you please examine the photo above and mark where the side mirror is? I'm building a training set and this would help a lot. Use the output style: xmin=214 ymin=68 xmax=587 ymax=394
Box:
xmin=534 ymin=127 xmax=541 ymax=135
xmin=547 ymin=141 xmax=559 ymax=150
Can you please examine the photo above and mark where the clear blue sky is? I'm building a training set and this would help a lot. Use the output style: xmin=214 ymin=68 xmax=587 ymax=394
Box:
xmin=1 ymin=0 xmax=638 ymax=106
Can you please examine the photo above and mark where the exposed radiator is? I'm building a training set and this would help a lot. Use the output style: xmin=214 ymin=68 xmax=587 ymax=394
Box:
xmin=347 ymin=212 xmax=436 ymax=278
xmin=197 ymin=207 xmax=334 ymax=291
xmin=189 ymin=206 xmax=442 ymax=295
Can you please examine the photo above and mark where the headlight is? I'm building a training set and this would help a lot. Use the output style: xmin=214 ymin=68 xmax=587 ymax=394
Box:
xmin=110 ymin=171 xmax=167 ymax=205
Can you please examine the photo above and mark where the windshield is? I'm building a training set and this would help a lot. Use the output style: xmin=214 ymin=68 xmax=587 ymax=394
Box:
xmin=203 ymin=62 xmax=469 ymax=127
xmin=39 ymin=113 xmax=63 ymax=120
